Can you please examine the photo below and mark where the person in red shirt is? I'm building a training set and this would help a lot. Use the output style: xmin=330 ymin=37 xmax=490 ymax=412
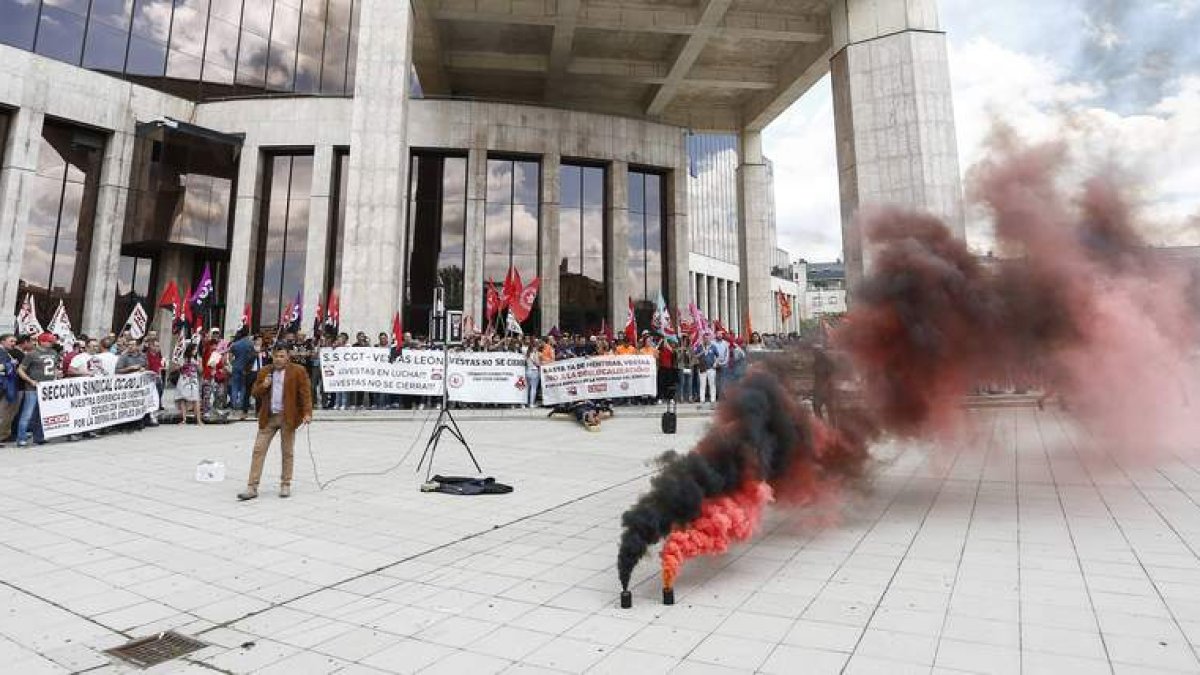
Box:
xmin=656 ymin=338 xmax=677 ymax=403
xmin=145 ymin=335 xmax=165 ymax=411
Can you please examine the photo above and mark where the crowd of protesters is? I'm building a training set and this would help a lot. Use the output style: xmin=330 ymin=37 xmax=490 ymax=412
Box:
xmin=1 ymin=318 xmax=803 ymax=448
xmin=1 ymin=330 xmax=164 ymax=447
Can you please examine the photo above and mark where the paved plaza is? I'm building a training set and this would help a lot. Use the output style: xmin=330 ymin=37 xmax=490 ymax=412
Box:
xmin=2 ymin=407 xmax=1200 ymax=674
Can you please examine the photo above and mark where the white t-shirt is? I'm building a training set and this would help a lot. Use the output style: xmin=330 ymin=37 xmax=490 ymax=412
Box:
xmin=96 ymin=352 xmax=119 ymax=376
xmin=69 ymin=352 xmax=100 ymax=377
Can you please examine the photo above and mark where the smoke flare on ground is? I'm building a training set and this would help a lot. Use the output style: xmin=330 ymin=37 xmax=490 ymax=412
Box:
xmin=616 ymin=133 xmax=1200 ymax=594
xmin=660 ymin=481 xmax=773 ymax=590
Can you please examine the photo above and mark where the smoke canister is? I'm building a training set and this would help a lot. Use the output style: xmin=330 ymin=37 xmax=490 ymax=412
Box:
xmin=662 ymin=587 xmax=675 ymax=605
xmin=620 ymin=590 xmax=632 ymax=609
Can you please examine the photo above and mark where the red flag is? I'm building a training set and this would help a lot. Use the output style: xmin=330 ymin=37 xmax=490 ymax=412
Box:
xmin=325 ymin=290 xmax=340 ymax=331
xmin=313 ymin=295 xmax=323 ymax=334
xmin=512 ymin=277 xmax=540 ymax=323
xmin=624 ymin=297 xmax=637 ymax=344
xmin=392 ymin=311 xmax=403 ymax=354
xmin=182 ymin=283 xmax=194 ymax=329
xmin=713 ymin=318 xmax=727 ymax=335
xmin=485 ymin=278 xmax=502 ymax=322
xmin=502 ymin=266 xmax=522 ymax=310
xmin=158 ymin=280 xmax=180 ymax=311
xmin=240 ymin=303 xmax=252 ymax=332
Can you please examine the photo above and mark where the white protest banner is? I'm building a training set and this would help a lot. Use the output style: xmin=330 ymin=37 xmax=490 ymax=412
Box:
xmin=319 ymin=347 xmax=528 ymax=403
xmin=37 ymin=373 xmax=159 ymax=439
xmin=319 ymin=347 xmax=444 ymax=396
xmin=446 ymin=351 xmax=527 ymax=404
xmin=540 ymin=355 xmax=657 ymax=405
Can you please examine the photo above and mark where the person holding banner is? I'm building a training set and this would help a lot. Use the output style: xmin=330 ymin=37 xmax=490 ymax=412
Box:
xmin=238 ymin=344 xmax=312 ymax=501
xmin=16 ymin=333 xmax=60 ymax=447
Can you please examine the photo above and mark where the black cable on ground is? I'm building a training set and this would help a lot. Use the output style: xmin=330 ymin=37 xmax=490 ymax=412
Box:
xmin=304 ymin=407 xmax=437 ymax=490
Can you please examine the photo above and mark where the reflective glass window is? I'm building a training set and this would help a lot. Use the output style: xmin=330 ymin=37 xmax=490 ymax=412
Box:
xmin=484 ymin=158 xmax=540 ymax=331
xmin=202 ymin=15 xmax=238 ymax=83
xmin=0 ymin=0 xmax=40 ymax=49
xmin=628 ymin=170 xmax=667 ymax=328
xmin=325 ymin=148 xmax=347 ymax=299
xmin=17 ymin=120 xmax=105 ymax=330
xmin=83 ymin=20 xmax=132 ymax=72
xmin=113 ymin=255 xmax=154 ymax=331
xmin=558 ymin=163 xmax=606 ymax=334
xmin=35 ymin=4 xmax=88 ymax=64
xmin=256 ymin=153 xmax=312 ymax=329
xmin=404 ymin=153 xmax=467 ymax=335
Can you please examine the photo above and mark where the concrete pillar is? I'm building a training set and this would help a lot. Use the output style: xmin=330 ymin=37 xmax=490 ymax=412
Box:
xmin=830 ymin=0 xmax=963 ymax=295
xmin=665 ymin=161 xmax=689 ymax=314
xmin=687 ymin=271 xmax=695 ymax=308
xmin=539 ymin=152 xmax=560 ymax=334
xmin=340 ymin=0 xmax=413 ymax=333
xmin=607 ymin=160 xmax=629 ymax=331
xmin=81 ymin=127 xmax=136 ymax=336
xmin=730 ymin=281 xmax=739 ymax=334
xmin=223 ymin=145 xmax=262 ymax=331
xmin=717 ymin=280 xmax=726 ymax=324
xmin=463 ymin=141 xmax=486 ymax=328
xmin=706 ymin=276 xmax=716 ymax=322
xmin=736 ymin=130 xmax=774 ymax=337
xmin=302 ymin=145 xmax=335 ymax=335
xmin=0 ymin=108 xmax=44 ymax=333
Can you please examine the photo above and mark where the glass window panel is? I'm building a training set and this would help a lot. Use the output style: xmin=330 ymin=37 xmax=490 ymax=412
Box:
xmin=443 ymin=157 xmax=466 ymax=204
xmin=167 ymin=49 xmax=203 ymax=80
xmin=441 ymin=202 xmax=464 ymax=249
xmin=132 ymin=0 xmax=172 ymax=42
xmin=319 ymin=26 xmax=347 ymax=93
xmin=302 ymin=0 xmax=326 ymax=20
xmin=560 ymin=165 xmax=580 ymax=208
xmin=289 ymin=155 xmax=313 ymax=194
xmin=92 ymin=0 xmax=134 ymax=30
xmin=45 ymin=0 xmax=89 ymax=14
xmin=116 ymin=256 xmax=136 ymax=296
xmin=327 ymin=0 xmax=349 ymax=26
xmin=271 ymin=1 xmax=301 ymax=48
xmin=266 ymin=43 xmax=296 ymax=89
xmin=582 ymin=206 xmax=603 ymax=257
xmin=344 ymin=13 xmax=356 ymax=91
xmin=170 ymin=0 xmax=209 ymax=57
xmin=202 ymin=59 xmax=234 ymax=84
xmin=583 ymin=255 xmax=604 ymax=282
xmin=0 ymin=0 xmax=40 ymax=50
xmin=36 ymin=6 xmax=87 ymax=64
xmin=23 ymin=235 xmax=55 ymax=289
xmin=236 ymin=31 xmax=268 ymax=85
xmin=297 ymin=15 xmax=322 ymax=56
xmin=204 ymin=16 xmax=238 ymax=70
xmin=512 ymin=204 xmax=538 ymax=256
xmin=294 ymin=52 xmax=320 ymax=92
xmin=83 ymin=21 xmax=130 ymax=72
xmin=645 ymin=174 xmax=661 ymax=215
xmin=484 ymin=203 xmax=510 ymax=255
xmin=514 ymin=161 xmax=539 ymax=205
xmin=242 ymin=0 xmax=271 ymax=37
xmin=126 ymin=34 xmax=167 ymax=75
xmin=628 ymin=173 xmax=644 ymax=215
xmin=486 ymin=160 xmax=511 ymax=204
xmin=512 ymin=254 xmax=537 ymax=281
xmin=210 ymin=0 xmax=241 ymax=21
xmin=560 ymin=206 xmax=581 ymax=262
xmin=582 ymin=166 xmax=603 ymax=207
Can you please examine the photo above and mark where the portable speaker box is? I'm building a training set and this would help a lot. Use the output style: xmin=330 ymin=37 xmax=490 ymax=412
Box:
xmin=661 ymin=400 xmax=677 ymax=434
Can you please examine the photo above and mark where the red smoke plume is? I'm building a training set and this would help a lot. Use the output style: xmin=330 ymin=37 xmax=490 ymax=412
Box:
xmin=660 ymin=481 xmax=773 ymax=589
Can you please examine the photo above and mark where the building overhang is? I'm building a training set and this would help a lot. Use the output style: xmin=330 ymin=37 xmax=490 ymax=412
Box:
xmin=412 ymin=0 xmax=833 ymax=132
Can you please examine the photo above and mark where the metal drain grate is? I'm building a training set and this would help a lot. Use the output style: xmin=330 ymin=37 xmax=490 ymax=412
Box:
xmin=106 ymin=631 xmax=208 ymax=668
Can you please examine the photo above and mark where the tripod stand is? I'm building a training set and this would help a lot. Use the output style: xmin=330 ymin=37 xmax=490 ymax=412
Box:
xmin=414 ymin=290 xmax=483 ymax=484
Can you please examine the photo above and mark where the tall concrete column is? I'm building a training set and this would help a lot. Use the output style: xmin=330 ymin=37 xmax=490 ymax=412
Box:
xmin=606 ymin=160 xmax=629 ymax=331
xmin=665 ymin=161 xmax=689 ymax=314
xmin=302 ymin=145 xmax=335 ymax=333
xmin=731 ymin=281 xmax=739 ymax=333
xmin=340 ymin=0 xmax=413 ymax=333
xmin=706 ymin=276 xmax=716 ymax=322
xmin=223 ymin=145 xmax=262 ymax=331
xmin=736 ymin=130 xmax=773 ymax=337
xmin=830 ymin=0 xmax=963 ymax=295
xmin=463 ymin=141 xmax=487 ymax=328
xmin=539 ymin=152 xmax=560 ymax=334
xmin=717 ymin=280 xmax=726 ymax=324
xmin=0 ymin=108 xmax=44 ymax=332
xmin=82 ymin=127 xmax=136 ymax=335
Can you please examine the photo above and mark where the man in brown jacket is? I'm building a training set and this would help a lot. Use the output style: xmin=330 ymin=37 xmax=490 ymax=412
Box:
xmin=238 ymin=343 xmax=313 ymax=500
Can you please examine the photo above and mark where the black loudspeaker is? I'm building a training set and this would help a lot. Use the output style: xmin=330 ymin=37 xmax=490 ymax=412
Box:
xmin=661 ymin=399 xmax=677 ymax=434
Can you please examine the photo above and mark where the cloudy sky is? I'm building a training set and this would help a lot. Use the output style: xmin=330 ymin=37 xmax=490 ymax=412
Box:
xmin=762 ymin=0 xmax=1200 ymax=263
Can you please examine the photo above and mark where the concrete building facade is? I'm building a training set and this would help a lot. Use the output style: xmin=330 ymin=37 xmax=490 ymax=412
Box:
xmin=0 ymin=0 xmax=961 ymax=338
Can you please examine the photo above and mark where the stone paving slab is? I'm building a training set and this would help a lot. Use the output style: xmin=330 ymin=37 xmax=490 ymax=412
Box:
xmin=1 ymin=407 xmax=1199 ymax=673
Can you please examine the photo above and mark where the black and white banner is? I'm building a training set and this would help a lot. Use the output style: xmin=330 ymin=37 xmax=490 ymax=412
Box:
xmin=540 ymin=355 xmax=657 ymax=405
xmin=37 ymin=373 xmax=159 ymax=438
xmin=319 ymin=348 xmax=528 ymax=404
